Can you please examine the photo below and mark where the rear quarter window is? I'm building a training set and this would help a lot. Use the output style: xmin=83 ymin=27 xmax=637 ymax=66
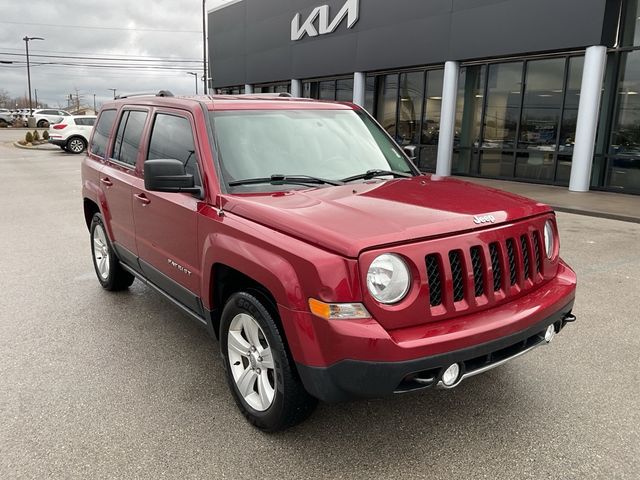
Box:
xmin=90 ymin=110 xmax=117 ymax=158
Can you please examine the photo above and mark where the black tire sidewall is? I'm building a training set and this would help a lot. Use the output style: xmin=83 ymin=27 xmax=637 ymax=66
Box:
xmin=220 ymin=292 xmax=289 ymax=430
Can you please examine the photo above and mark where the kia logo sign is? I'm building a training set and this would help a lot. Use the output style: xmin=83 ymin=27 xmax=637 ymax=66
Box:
xmin=291 ymin=0 xmax=360 ymax=41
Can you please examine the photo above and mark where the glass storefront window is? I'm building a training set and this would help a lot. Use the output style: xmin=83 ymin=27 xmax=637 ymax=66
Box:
xmin=610 ymin=50 xmax=640 ymax=156
xmin=454 ymin=65 xmax=486 ymax=174
xmin=621 ymin=0 xmax=640 ymax=47
xmin=518 ymin=58 xmax=565 ymax=150
xmin=336 ymin=79 xmax=354 ymax=101
xmin=398 ymin=72 xmax=424 ymax=145
xmin=364 ymin=75 xmax=375 ymax=113
xmin=479 ymin=150 xmax=514 ymax=177
xmin=482 ymin=62 xmax=523 ymax=148
xmin=422 ymin=69 xmax=444 ymax=146
xmin=319 ymin=81 xmax=336 ymax=100
xmin=515 ymin=151 xmax=555 ymax=181
xmin=559 ymin=56 xmax=584 ymax=154
xmin=375 ymin=74 xmax=399 ymax=137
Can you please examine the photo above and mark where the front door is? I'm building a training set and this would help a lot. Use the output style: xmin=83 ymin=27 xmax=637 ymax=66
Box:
xmin=132 ymin=110 xmax=203 ymax=315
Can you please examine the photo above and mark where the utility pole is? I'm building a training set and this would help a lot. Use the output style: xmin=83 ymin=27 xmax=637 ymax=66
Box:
xmin=34 ymin=88 xmax=38 ymax=109
xmin=187 ymin=72 xmax=199 ymax=95
xmin=108 ymin=88 xmax=117 ymax=99
xmin=23 ymin=36 xmax=44 ymax=124
xmin=93 ymin=93 xmax=96 ymax=113
xmin=202 ymin=0 xmax=208 ymax=94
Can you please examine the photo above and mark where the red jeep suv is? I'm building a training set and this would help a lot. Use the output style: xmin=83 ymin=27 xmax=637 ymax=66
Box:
xmin=82 ymin=91 xmax=577 ymax=431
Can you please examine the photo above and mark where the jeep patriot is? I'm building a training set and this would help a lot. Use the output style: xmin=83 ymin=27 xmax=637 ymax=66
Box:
xmin=82 ymin=91 xmax=577 ymax=431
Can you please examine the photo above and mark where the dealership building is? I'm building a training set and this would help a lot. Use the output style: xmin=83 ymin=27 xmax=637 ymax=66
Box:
xmin=209 ymin=0 xmax=640 ymax=195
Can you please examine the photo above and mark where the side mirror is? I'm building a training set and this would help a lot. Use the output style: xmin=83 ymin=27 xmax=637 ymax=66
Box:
xmin=144 ymin=159 xmax=201 ymax=194
xmin=403 ymin=145 xmax=418 ymax=161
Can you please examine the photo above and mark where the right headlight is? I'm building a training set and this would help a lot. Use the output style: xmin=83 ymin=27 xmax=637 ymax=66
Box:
xmin=366 ymin=254 xmax=411 ymax=304
xmin=543 ymin=220 xmax=555 ymax=259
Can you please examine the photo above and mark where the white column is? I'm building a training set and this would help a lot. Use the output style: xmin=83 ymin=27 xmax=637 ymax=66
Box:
xmin=291 ymin=79 xmax=302 ymax=97
xmin=570 ymin=46 xmax=607 ymax=192
xmin=244 ymin=84 xmax=253 ymax=94
xmin=436 ymin=61 xmax=459 ymax=177
xmin=353 ymin=72 xmax=366 ymax=106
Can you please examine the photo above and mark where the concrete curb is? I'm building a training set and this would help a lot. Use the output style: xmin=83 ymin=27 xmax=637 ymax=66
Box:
xmin=13 ymin=141 xmax=59 ymax=151
xmin=552 ymin=206 xmax=640 ymax=225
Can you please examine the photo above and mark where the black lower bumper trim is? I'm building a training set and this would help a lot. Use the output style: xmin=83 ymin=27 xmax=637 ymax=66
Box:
xmin=296 ymin=302 xmax=575 ymax=402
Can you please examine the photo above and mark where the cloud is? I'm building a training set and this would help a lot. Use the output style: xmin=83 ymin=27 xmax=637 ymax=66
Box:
xmin=0 ymin=0 xmax=230 ymax=108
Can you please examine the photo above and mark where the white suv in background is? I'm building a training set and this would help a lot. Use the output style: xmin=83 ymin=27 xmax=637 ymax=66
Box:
xmin=33 ymin=109 xmax=72 ymax=128
xmin=47 ymin=115 xmax=96 ymax=154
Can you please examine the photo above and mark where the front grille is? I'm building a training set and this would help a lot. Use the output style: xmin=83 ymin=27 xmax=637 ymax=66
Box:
xmin=426 ymin=254 xmax=442 ymax=306
xmin=424 ymin=228 xmax=543 ymax=314
xmin=506 ymin=238 xmax=517 ymax=286
xmin=449 ymin=250 xmax=465 ymax=302
xmin=532 ymin=232 xmax=542 ymax=273
xmin=470 ymin=246 xmax=484 ymax=297
xmin=489 ymin=242 xmax=502 ymax=291
xmin=520 ymin=235 xmax=531 ymax=279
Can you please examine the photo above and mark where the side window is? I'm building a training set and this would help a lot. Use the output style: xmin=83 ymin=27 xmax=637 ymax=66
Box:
xmin=147 ymin=113 xmax=201 ymax=186
xmin=90 ymin=109 xmax=117 ymax=158
xmin=111 ymin=110 xmax=148 ymax=167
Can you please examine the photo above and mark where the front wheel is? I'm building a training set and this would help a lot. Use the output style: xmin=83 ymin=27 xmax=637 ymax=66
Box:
xmin=90 ymin=213 xmax=134 ymax=291
xmin=220 ymin=292 xmax=317 ymax=432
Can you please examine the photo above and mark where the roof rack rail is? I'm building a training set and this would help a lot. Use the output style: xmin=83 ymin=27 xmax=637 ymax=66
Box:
xmin=115 ymin=90 xmax=174 ymax=99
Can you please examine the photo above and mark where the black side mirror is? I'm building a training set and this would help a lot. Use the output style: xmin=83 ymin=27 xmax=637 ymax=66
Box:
xmin=403 ymin=145 xmax=418 ymax=161
xmin=144 ymin=159 xmax=201 ymax=194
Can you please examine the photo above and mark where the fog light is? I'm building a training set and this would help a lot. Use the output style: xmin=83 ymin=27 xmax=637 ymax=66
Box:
xmin=544 ymin=324 xmax=556 ymax=343
xmin=442 ymin=363 xmax=461 ymax=387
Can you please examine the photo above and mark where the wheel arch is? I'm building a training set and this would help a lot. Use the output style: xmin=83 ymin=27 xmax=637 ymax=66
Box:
xmin=83 ymin=198 xmax=100 ymax=231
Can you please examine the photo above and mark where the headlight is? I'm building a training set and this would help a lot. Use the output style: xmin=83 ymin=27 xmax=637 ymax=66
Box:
xmin=366 ymin=254 xmax=411 ymax=304
xmin=543 ymin=220 xmax=555 ymax=259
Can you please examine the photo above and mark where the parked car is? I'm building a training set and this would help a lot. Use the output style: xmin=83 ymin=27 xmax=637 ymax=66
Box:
xmin=81 ymin=92 xmax=577 ymax=432
xmin=48 ymin=115 xmax=96 ymax=153
xmin=33 ymin=108 xmax=71 ymax=128
xmin=0 ymin=110 xmax=13 ymax=127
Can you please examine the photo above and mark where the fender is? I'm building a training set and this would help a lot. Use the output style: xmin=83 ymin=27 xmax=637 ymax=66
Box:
xmin=82 ymin=178 xmax=114 ymax=241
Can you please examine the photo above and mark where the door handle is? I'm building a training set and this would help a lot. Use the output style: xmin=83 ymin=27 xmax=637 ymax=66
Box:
xmin=100 ymin=177 xmax=113 ymax=187
xmin=134 ymin=193 xmax=151 ymax=206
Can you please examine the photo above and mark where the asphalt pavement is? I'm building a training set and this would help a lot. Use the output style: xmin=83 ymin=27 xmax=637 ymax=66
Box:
xmin=0 ymin=129 xmax=638 ymax=479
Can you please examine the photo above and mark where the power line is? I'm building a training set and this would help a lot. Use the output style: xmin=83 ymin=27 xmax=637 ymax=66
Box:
xmin=0 ymin=51 xmax=202 ymax=64
xmin=0 ymin=46 xmax=201 ymax=61
xmin=0 ymin=20 xmax=200 ymax=34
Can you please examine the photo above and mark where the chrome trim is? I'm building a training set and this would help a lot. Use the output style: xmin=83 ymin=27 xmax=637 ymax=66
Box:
xmin=436 ymin=335 xmax=548 ymax=389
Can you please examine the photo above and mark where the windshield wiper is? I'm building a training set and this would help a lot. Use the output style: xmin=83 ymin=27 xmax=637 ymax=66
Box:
xmin=340 ymin=169 xmax=414 ymax=183
xmin=229 ymin=174 xmax=344 ymax=188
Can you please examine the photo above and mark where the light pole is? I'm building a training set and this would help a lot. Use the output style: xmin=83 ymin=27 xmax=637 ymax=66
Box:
xmin=202 ymin=0 xmax=208 ymax=95
xmin=23 ymin=36 xmax=44 ymax=122
xmin=187 ymin=72 xmax=199 ymax=94
xmin=93 ymin=93 xmax=96 ymax=112
xmin=108 ymin=88 xmax=117 ymax=99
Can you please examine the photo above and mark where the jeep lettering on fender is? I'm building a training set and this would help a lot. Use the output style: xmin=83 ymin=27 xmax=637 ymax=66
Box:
xmin=81 ymin=90 xmax=577 ymax=432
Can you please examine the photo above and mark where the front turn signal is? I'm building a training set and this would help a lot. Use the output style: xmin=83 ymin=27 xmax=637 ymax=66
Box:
xmin=308 ymin=298 xmax=371 ymax=320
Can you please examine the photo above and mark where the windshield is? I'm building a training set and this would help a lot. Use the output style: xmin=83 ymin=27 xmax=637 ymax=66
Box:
xmin=211 ymin=109 xmax=415 ymax=191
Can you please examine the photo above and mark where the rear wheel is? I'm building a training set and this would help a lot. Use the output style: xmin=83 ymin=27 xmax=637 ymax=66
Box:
xmin=90 ymin=213 xmax=134 ymax=291
xmin=66 ymin=136 xmax=87 ymax=154
xmin=220 ymin=292 xmax=317 ymax=432
xmin=37 ymin=119 xmax=49 ymax=128
xmin=0 ymin=119 xmax=7 ymax=128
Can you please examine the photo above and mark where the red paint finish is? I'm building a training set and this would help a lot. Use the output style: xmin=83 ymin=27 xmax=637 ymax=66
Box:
xmin=82 ymin=95 xmax=576 ymax=374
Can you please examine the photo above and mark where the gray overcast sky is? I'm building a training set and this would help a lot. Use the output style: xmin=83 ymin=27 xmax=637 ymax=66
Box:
xmin=0 ymin=0 xmax=231 ymax=108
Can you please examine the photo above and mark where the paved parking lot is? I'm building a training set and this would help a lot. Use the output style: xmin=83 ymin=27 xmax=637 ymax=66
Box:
xmin=1 ymin=129 xmax=638 ymax=479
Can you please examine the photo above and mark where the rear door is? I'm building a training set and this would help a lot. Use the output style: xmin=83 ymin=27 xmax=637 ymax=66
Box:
xmin=99 ymin=108 xmax=149 ymax=262
xmin=132 ymin=109 xmax=203 ymax=314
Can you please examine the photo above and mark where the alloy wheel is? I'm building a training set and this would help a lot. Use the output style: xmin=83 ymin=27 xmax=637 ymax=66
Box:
xmin=92 ymin=224 xmax=110 ymax=280
xmin=227 ymin=313 xmax=276 ymax=412
xmin=69 ymin=138 xmax=84 ymax=153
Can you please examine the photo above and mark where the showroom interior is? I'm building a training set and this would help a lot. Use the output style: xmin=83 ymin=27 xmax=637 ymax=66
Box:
xmin=210 ymin=0 xmax=640 ymax=195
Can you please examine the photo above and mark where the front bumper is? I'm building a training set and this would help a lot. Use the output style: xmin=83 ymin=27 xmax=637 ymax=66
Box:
xmin=296 ymin=302 xmax=575 ymax=402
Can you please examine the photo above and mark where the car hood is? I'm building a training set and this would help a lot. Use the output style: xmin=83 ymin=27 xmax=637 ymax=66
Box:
xmin=221 ymin=176 xmax=552 ymax=258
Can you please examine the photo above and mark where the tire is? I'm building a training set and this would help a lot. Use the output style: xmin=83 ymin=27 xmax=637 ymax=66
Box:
xmin=220 ymin=292 xmax=317 ymax=432
xmin=37 ymin=119 xmax=49 ymax=128
xmin=90 ymin=213 xmax=134 ymax=291
xmin=66 ymin=136 xmax=87 ymax=154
